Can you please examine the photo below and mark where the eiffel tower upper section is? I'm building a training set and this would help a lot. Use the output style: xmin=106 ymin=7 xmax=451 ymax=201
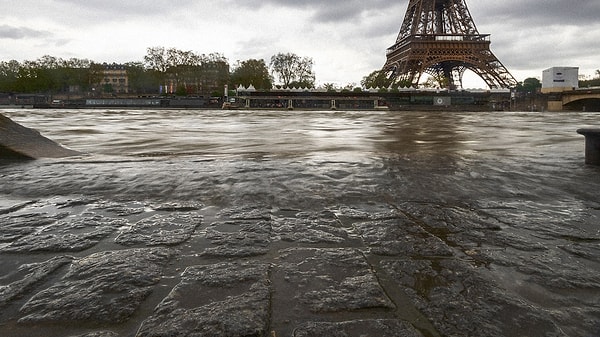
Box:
xmin=382 ymin=0 xmax=517 ymax=89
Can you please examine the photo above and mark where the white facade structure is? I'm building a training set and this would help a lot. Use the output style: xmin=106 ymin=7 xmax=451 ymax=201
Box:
xmin=542 ymin=67 xmax=579 ymax=93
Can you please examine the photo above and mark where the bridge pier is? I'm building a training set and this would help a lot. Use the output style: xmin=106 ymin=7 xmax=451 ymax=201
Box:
xmin=577 ymin=129 xmax=600 ymax=166
xmin=547 ymin=100 xmax=563 ymax=112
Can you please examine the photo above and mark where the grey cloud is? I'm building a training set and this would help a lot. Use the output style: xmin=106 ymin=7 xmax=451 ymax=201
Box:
xmin=227 ymin=0 xmax=402 ymax=23
xmin=53 ymin=0 xmax=189 ymax=19
xmin=2 ymin=0 xmax=596 ymax=79
xmin=226 ymin=0 xmax=597 ymax=27
xmin=56 ymin=0 xmax=598 ymax=27
xmin=475 ymin=0 xmax=600 ymax=26
xmin=0 ymin=25 xmax=50 ymax=39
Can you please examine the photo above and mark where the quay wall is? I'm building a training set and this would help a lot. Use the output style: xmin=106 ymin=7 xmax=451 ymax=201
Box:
xmin=0 ymin=90 xmax=513 ymax=111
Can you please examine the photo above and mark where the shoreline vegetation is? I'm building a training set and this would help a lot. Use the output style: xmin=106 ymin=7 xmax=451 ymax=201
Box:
xmin=3 ymin=47 xmax=595 ymax=104
xmin=2 ymin=47 xmax=597 ymax=111
xmin=0 ymin=49 xmax=318 ymax=100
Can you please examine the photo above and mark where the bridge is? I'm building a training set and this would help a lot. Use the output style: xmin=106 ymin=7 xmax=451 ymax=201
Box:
xmin=546 ymin=87 xmax=600 ymax=111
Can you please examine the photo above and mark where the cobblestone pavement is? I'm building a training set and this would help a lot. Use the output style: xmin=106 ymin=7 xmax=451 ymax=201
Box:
xmin=1 ymin=195 xmax=599 ymax=337
xmin=1 ymin=110 xmax=600 ymax=336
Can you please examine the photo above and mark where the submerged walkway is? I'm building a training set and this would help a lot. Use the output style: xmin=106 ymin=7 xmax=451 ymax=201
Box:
xmin=1 ymin=194 xmax=598 ymax=337
xmin=0 ymin=110 xmax=599 ymax=336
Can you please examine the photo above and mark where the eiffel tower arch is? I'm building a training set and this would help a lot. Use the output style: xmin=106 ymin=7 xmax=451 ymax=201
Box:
xmin=382 ymin=0 xmax=517 ymax=89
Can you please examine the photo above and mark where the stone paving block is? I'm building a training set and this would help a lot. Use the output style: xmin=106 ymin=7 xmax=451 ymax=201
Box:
xmin=136 ymin=261 xmax=271 ymax=337
xmin=201 ymin=219 xmax=272 ymax=257
xmin=0 ymin=256 xmax=72 ymax=307
xmin=0 ymin=212 xmax=69 ymax=243
xmin=353 ymin=218 xmax=453 ymax=257
xmin=217 ymin=206 xmax=273 ymax=220
xmin=18 ymin=248 xmax=171 ymax=324
xmin=278 ymin=248 xmax=394 ymax=313
xmin=149 ymin=201 xmax=204 ymax=212
xmin=68 ymin=332 xmax=119 ymax=337
xmin=2 ymin=215 xmax=125 ymax=252
xmin=380 ymin=258 xmax=564 ymax=337
xmin=115 ymin=212 xmax=202 ymax=246
xmin=293 ymin=319 xmax=424 ymax=337
xmin=399 ymin=203 xmax=502 ymax=232
xmin=272 ymin=215 xmax=348 ymax=244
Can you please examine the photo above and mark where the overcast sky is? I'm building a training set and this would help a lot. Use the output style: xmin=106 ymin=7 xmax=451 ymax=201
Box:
xmin=2 ymin=0 xmax=599 ymax=88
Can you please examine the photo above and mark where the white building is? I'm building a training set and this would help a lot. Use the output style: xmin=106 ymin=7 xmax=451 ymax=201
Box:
xmin=541 ymin=67 xmax=579 ymax=93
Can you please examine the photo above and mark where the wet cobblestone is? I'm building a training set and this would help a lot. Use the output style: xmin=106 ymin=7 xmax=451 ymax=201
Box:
xmin=1 ymin=110 xmax=600 ymax=336
xmin=0 ymin=196 xmax=597 ymax=336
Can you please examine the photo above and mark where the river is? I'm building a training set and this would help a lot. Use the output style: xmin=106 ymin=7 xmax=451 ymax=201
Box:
xmin=1 ymin=108 xmax=597 ymax=202
xmin=0 ymin=108 xmax=599 ymax=337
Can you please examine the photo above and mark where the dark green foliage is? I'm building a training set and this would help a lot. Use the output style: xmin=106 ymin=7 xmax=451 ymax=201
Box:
xmin=0 ymin=56 xmax=96 ymax=94
xmin=0 ymin=49 xmax=231 ymax=97
xmin=516 ymin=77 xmax=542 ymax=93
xmin=361 ymin=70 xmax=391 ymax=89
xmin=580 ymin=70 xmax=600 ymax=87
xmin=143 ymin=47 xmax=229 ymax=96
xmin=229 ymin=59 xmax=272 ymax=90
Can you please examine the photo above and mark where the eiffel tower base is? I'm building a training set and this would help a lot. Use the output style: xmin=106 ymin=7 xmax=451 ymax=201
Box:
xmin=382 ymin=0 xmax=517 ymax=90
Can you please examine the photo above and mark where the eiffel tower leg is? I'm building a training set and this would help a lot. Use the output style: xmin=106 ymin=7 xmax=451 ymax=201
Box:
xmin=452 ymin=66 xmax=467 ymax=90
xmin=425 ymin=63 xmax=456 ymax=89
xmin=443 ymin=66 xmax=456 ymax=90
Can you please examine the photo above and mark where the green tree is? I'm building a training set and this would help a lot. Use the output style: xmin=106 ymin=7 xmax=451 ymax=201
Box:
xmin=361 ymin=70 xmax=391 ymax=89
xmin=230 ymin=59 xmax=272 ymax=89
xmin=270 ymin=53 xmax=315 ymax=88
xmin=175 ymin=85 xmax=188 ymax=96
xmin=199 ymin=53 xmax=229 ymax=96
xmin=517 ymin=77 xmax=541 ymax=93
xmin=0 ymin=60 xmax=21 ymax=91
xmin=103 ymin=83 xmax=114 ymax=93
xmin=88 ymin=62 xmax=106 ymax=93
xmin=57 ymin=58 xmax=93 ymax=92
xmin=144 ymin=46 xmax=169 ymax=73
xmin=322 ymin=83 xmax=337 ymax=92
xmin=421 ymin=75 xmax=449 ymax=88
xmin=143 ymin=47 xmax=229 ymax=96
xmin=0 ymin=56 xmax=98 ymax=94
xmin=580 ymin=70 xmax=600 ymax=87
xmin=125 ymin=62 xmax=160 ymax=94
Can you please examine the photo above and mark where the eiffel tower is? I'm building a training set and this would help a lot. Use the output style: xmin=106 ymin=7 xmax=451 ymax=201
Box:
xmin=382 ymin=0 xmax=517 ymax=89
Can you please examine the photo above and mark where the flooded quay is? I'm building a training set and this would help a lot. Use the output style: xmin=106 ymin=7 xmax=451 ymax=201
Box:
xmin=0 ymin=108 xmax=599 ymax=337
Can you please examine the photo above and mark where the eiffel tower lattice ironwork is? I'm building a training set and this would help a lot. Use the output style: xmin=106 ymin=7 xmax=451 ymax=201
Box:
xmin=382 ymin=0 xmax=517 ymax=89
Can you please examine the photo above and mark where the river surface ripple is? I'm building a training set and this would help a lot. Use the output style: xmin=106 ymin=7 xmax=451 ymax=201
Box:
xmin=2 ymin=109 xmax=598 ymax=204
xmin=1 ymin=108 xmax=599 ymax=336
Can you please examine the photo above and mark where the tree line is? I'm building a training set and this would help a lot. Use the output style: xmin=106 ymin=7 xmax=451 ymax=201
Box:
xmin=4 ymin=47 xmax=596 ymax=95
xmin=580 ymin=70 xmax=600 ymax=88
xmin=0 ymin=48 xmax=317 ymax=96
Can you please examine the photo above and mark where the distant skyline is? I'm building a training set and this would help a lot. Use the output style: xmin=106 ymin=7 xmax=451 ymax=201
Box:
xmin=2 ymin=0 xmax=599 ymax=88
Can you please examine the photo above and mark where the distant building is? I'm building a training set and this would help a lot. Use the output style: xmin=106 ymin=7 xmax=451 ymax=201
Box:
xmin=101 ymin=64 xmax=129 ymax=94
xmin=161 ymin=62 xmax=229 ymax=96
xmin=541 ymin=67 xmax=579 ymax=93
xmin=200 ymin=61 xmax=229 ymax=96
